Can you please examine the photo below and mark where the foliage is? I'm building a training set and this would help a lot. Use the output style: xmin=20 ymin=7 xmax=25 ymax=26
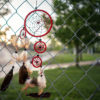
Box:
xmin=0 ymin=0 xmax=11 ymax=16
xmin=53 ymin=0 xmax=100 ymax=66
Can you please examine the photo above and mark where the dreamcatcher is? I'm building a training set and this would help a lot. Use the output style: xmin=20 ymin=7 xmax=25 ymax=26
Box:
xmin=0 ymin=0 xmax=52 ymax=98
xmin=24 ymin=6 xmax=53 ymax=68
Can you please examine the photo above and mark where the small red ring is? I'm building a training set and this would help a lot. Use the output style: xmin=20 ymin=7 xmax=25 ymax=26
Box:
xmin=34 ymin=41 xmax=47 ymax=53
xmin=32 ymin=56 xmax=42 ymax=68
xmin=19 ymin=28 xmax=26 ymax=39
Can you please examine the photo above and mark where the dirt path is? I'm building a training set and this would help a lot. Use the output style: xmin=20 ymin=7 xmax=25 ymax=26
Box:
xmin=43 ymin=61 xmax=98 ymax=70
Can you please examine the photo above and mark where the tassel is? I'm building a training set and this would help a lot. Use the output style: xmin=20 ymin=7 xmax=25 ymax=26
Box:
xmin=12 ymin=51 xmax=18 ymax=60
xmin=10 ymin=35 xmax=19 ymax=51
xmin=19 ymin=62 xmax=29 ymax=84
xmin=37 ymin=67 xmax=46 ymax=95
xmin=0 ymin=66 xmax=14 ymax=91
xmin=25 ymin=62 xmax=33 ymax=75
xmin=19 ymin=48 xmax=28 ymax=62
xmin=10 ymin=51 xmax=19 ymax=64
xmin=21 ymin=67 xmax=47 ymax=96
xmin=10 ymin=49 xmax=28 ymax=64
xmin=25 ymin=37 xmax=30 ymax=49
xmin=21 ymin=37 xmax=30 ymax=49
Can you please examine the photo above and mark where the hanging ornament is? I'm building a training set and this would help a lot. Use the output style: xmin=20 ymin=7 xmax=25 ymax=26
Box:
xmin=20 ymin=27 xmax=26 ymax=39
xmin=24 ymin=9 xmax=53 ymax=37
xmin=26 ymin=67 xmax=50 ymax=98
xmin=10 ymin=35 xmax=19 ymax=51
xmin=9 ymin=51 xmax=19 ymax=64
xmin=22 ymin=66 xmax=50 ymax=97
xmin=34 ymin=39 xmax=47 ymax=53
xmin=24 ymin=37 xmax=30 ymax=49
xmin=19 ymin=62 xmax=29 ymax=84
xmin=32 ymin=55 xmax=42 ymax=68
xmin=0 ymin=66 xmax=14 ymax=91
xmin=9 ymin=48 xmax=28 ymax=65
xmin=26 ymin=92 xmax=51 ymax=98
xmin=20 ymin=37 xmax=30 ymax=49
xmin=19 ymin=48 xmax=28 ymax=62
xmin=37 ymin=67 xmax=46 ymax=95
xmin=25 ymin=61 xmax=33 ymax=75
xmin=21 ymin=76 xmax=38 ymax=94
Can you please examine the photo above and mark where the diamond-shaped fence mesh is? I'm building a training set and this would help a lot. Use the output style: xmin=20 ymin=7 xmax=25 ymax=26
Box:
xmin=0 ymin=0 xmax=100 ymax=100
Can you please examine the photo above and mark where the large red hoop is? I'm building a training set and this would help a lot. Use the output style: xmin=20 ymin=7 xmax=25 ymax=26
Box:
xmin=24 ymin=9 xmax=53 ymax=37
xmin=32 ymin=56 xmax=42 ymax=68
xmin=34 ymin=40 xmax=47 ymax=53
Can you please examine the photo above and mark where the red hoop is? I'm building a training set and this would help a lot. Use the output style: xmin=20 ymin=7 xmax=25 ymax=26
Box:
xmin=32 ymin=56 xmax=42 ymax=68
xmin=34 ymin=40 xmax=47 ymax=53
xmin=20 ymin=28 xmax=26 ymax=39
xmin=24 ymin=9 xmax=53 ymax=37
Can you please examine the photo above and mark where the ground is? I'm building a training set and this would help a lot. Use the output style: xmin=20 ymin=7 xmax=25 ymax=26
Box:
xmin=0 ymin=65 xmax=100 ymax=100
xmin=43 ymin=53 xmax=100 ymax=65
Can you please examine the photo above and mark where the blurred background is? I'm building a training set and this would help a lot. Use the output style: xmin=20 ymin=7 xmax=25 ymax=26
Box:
xmin=0 ymin=0 xmax=100 ymax=100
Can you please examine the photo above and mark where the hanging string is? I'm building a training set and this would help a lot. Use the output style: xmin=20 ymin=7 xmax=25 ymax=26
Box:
xmin=35 ymin=0 xmax=41 ymax=43
xmin=35 ymin=0 xmax=37 ymax=9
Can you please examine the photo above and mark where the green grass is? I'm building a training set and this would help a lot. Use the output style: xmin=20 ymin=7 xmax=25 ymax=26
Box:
xmin=0 ymin=65 xmax=100 ymax=100
xmin=43 ymin=53 xmax=100 ymax=65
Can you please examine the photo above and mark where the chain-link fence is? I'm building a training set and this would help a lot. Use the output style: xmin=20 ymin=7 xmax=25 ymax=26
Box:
xmin=0 ymin=0 xmax=100 ymax=100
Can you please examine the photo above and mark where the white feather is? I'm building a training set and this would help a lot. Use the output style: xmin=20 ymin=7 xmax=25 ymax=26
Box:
xmin=11 ymin=35 xmax=19 ymax=47
xmin=19 ymin=50 xmax=28 ymax=61
xmin=12 ymin=52 xmax=18 ymax=59
xmin=10 ymin=52 xmax=19 ymax=64
xmin=20 ymin=38 xmax=30 ymax=49
xmin=25 ymin=78 xmax=32 ymax=84
xmin=37 ymin=68 xmax=46 ymax=89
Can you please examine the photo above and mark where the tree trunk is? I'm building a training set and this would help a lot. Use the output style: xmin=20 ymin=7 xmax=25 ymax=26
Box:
xmin=75 ymin=45 xmax=80 ymax=67
xmin=79 ymin=53 xmax=83 ymax=61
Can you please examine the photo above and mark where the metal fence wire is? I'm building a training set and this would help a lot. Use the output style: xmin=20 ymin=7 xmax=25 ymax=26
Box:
xmin=0 ymin=0 xmax=100 ymax=100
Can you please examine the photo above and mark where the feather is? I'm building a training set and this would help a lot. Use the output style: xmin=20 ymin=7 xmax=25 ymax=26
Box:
xmin=19 ymin=49 xmax=28 ymax=62
xmin=10 ymin=35 xmax=19 ymax=50
xmin=0 ymin=66 xmax=14 ymax=91
xmin=37 ymin=68 xmax=46 ymax=89
xmin=10 ymin=51 xmax=19 ymax=64
xmin=25 ymin=61 xmax=33 ymax=75
xmin=20 ymin=37 xmax=30 ymax=49
xmin=19 ymin=62 xmax=29 ymax=84
xmin=12 ymin=51 xmax=18 ymax=60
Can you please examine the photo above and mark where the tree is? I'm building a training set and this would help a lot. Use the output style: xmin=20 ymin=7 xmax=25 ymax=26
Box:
xmin=0 ymin=0 xmax=11 ymax=43
xmin=0 ymin=0 xmax=11 ymax=16
xmin=42 ymin=13 xmax=58 ymax=50
xmin=53 ymin=0 xmax=100 ymax=67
